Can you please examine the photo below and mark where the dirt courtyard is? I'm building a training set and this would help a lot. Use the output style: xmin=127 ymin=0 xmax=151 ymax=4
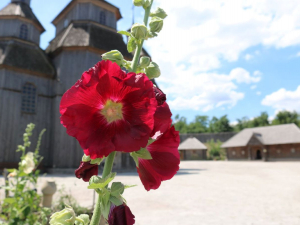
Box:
xmin=2 ymin=161 xmax=300 ymax=224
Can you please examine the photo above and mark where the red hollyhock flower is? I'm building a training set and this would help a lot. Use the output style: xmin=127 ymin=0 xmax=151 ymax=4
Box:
xmin=108 ymin=203 xmax=135 ymax=225
xmin=75 ymin=161 xmax=98 ymax=182
xmin=151 ymin=87 xmax=172 ymax=139
xmin=60 ymin=60 xmax=157 ymax=159
xmin=137 ymin=126 xmax=180 ymax=191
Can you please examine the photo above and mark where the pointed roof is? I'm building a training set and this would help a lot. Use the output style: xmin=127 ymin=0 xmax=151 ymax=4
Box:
xmin=0 ymin=2 xmax=45 ymax=32
xmin=46 ymin=22 xmax=132 ymax=59
xmin=52 ymin=0 xmax=122 ymax=26
xmin=0 ymin=40 xmax=56 ymax=78
xmin=221 ymin=124 xmax=300 ymax=148
xmin=178 ymin=137 xmax=207 ymax=150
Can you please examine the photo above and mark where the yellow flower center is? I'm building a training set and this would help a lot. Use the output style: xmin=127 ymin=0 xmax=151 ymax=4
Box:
xmin=101 ymin=100 xmax=123 ymax=123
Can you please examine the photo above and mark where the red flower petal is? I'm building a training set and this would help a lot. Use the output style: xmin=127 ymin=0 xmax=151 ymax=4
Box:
xmin=75 ymin=161 xmax=98 ymax=182
xmin=151 ymin=102 xmax=172 ymax=139
xmin=153 ymin=86 xmax=166 ymax=106
xmin=60 ymin=60 xmax=157 ymax=158
xmin=137 ymin=126 xmax=180 ymax=191
xmin=108 ymin=204 xmax=135 ymax=225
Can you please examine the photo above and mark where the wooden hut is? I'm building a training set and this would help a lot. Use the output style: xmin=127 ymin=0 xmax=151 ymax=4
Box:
xmin=178 ymin=137 xmax=207 ymax=160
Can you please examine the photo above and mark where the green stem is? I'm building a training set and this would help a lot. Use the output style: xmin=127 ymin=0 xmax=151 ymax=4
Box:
xmin=131 ymin=0 xmax=154 ymax=73
xmin=90 ymin=152 xmax=116 ymax=225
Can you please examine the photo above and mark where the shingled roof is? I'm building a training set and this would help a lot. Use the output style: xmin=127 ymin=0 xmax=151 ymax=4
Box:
xmin=0 ymin=40 xmax=56 ymax=78
xmin=221 ymin=124 xmax=300 ymax=148
xmin=46 ymin=22 xmax=132 ymax=59
xmin=178 ymin=137 xmax=207 ymax=150
xmin=52 ymin=0 xmax=122 ymax=25
xmin=0 ymin=2 xmax=45 ymax=32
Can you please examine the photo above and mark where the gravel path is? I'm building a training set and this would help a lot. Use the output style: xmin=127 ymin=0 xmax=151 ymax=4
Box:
xmin=1 ymin=161 xmax=300 ymax=225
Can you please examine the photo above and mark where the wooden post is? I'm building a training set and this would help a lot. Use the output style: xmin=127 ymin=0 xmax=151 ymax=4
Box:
xmin=3 ymin=168 xmax=9 ymax=198
xmin=247 ymin=147 xmax=251 ymax=160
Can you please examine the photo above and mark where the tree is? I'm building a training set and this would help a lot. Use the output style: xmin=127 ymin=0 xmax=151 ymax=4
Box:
xmin=187 ymin=115 xmax=208 ymax=133
xmin=251 ymin=112 xmax=269 ymax=127
xmin=234 ymin=112 xmax=270 ymax=131
xmin=208 ymin=115 xmax=233 ymax=133
xmin=174 ymin=114 xmax=188 ymax=133
xmin=272 ymin=111 xmax=300 ymax=126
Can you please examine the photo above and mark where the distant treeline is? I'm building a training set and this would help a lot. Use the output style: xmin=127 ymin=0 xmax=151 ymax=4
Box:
xmin=174 ymin=111 xmax=300 ymax=133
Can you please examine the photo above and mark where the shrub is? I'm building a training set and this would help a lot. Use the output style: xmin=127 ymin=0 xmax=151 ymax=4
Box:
xmin=207 ymin=139 xmax=226 ymax=160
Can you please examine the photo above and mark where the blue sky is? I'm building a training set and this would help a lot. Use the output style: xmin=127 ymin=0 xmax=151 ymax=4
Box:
xmin=1 ymin=0 xmax=300 ymax=123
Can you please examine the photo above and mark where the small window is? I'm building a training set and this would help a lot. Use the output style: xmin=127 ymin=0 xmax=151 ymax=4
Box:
xmin=100 ymin=11 xmax=106 ymax=25
xmin=21 ymin=83 xmax=36 ymax=114
xmin=64 ymin=19 xmax=69 ymax=28
xmin=232 ymin=151 xmax=236 ymax=155
xmin=19 ymin=24 xmax=28 ymax=40
xmin=291 ymin=148 xmax=295 ymax=153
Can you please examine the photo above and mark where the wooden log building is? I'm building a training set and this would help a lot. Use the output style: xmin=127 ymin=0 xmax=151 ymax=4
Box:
xmin=0 ymin=0 xmax=139 ymax=171
xmin=222 ymin=124 xmax=300 ymax=161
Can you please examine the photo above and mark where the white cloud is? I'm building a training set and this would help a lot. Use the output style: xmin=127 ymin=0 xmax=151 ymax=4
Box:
xmin=296 ymin=52 xmax=300 ymax=57
xmin=244 ymin=54 xmax=253 ymax=60
xmin=229 ymin=68 xmax=261 ymax=84
xmin=161 ymin=66 xmax=257 ymax=111
xmin=251 ymin=85 xmax=257 ymax=90
xmin=148 ymin=0 xmax=300 ymax=71
xmin=261 ymin=86 xmax=300 ymax=111
xmin=256 ymin=91 xmax=262 ymax=95
xmin=144 ymin=0 xmax=300 ymax=112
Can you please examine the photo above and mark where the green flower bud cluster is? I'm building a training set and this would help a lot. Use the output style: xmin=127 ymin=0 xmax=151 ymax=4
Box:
xmin=102 ymin=50 xmax=126 ymax=68
xmin=148 ymin=7 xmax=167 ymax=37
xmin=145 ymin=62 xmax=161 ymax=79
xmin=50 ymin=205 xmax=76 ymax=225
xmin=131 ymin=23 xmax=148 ymax=40
xmin=139 ymin=56 xmax=150 ymax=68
xmin=133 ymin=0 xmax=151 ymax=9
xmin=50 ymin=205 xmax=90 ymax=225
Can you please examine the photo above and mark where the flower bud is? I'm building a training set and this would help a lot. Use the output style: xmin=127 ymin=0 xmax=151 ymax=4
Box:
xmin=150 ymin=7 xmax=168 ymax=19
xmin=145 ymin=62 xmax=161 ymax=79
xmin=75 ymin=162 xmax=98 ymax=182
xmin=75 ymin=214 xmax=90 ymax=225
xmin=133 ymin=0 xmax=144 ymax=7
xmin=89 ymin=175 xmax=102 ymax=185
xmin=21 ymin=152 xmax=35 ymax=174
xmin=143 ymin=0 xmax=151 ymax=9
xmin=50 ymin=205 xmax=76 ymax=225
xmin=149 ymin=17 xmax=163 ymax=33
xmin=102 ymin=50 xmax=124 ymax=67
xmin=131 ymin=23 xmax=148 ymax=40
xmin=139 ymin=56 xmax=150 ymax=68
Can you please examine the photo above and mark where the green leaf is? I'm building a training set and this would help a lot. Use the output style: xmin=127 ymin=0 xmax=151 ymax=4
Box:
xmin=130 ymin=152 xmax=139 ymax=167
xmin=111 ymin=182 xmax=125 ymax=196
xmin=124 ymin=184 xmax=137 ymax=189
xmin=88 ymin=172 xmax=116 ymax=189
xmin=134 ymin=148 xmax=152 ymax=159
xmin=127 ymin=37 xmax=137 ymax=53
xmin=6 ymin=168 xmax=16 ymax=173
xmin=118 ymin=31 xmax=131 ymax=36
xmin=4 ymin=198 xmax=16 ymax=204
xmin=20 ymin=205 xmax=31 ymax=217
xmin=101 ymin=200 xmax=111 ymax=220
xmin=109 ymin=195 xmax=123 ymax=206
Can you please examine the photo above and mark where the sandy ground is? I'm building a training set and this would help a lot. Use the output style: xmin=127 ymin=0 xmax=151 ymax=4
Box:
xmin=1 ymin=161 xmax=300 ymax=225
